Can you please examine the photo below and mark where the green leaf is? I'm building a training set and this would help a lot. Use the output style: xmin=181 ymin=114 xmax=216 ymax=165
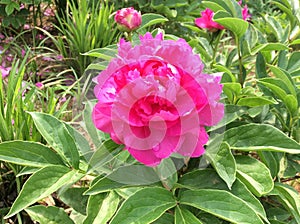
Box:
xmin=269 ymin=183 xmax=300 ymax=223
xmin=290 ymin=39 xmax=300 ymax=45
xmin=110 ymin=187 xmax=176 ymax=224
xmin=237 ymin=96 xmax=277 ymax=107
xmin=4 ymin=165 xmax=78 ymax=218
xmin=152 ymin=213 xmax=174 ymax=224
xmin=82 ymin=46 xmax=117 ymax=60
xmin=205 ymin=142 xmax=236 ymax=189
xmin=137 ymin=13 xmax=168 ymax=31
xmin=224 ymin=124 xmax=300 ymax=153
xmin=25 ymin=205 xmax=74 ymax=224
xmin=284 ymin=94 xmax=298 ymax=115
xmin=5 ymin=2 xmax=18 ymax=15
xmin=0 ymin=141 xmax=64 ymax=167
xmin=155 ymin=158 xmax=178 ymax=190
xmin=88 ymin=139 xmax=123 ymax=173
xmin=29 ymin=112 xmax=80 ymax=169
xmin=236 ymin=155 xmax=274 ymax=197
xmin=84 ymin=191 xmax=119 ymax=224
xmin=85 ymin=165 xmax=159 ymax=195
xmin=268 ymin=65 xmax=297 ymax=97
xmin=175 ymin=206 xmax=203 ymax=224
xmin=251 ymin=43 xmax=289 ymax=55
xmin=214 ymin=16 xmax=249 ymax=37
xmin=59 ymin=188 xmax=89 ymax=215
xmin=222 ymin=83 xmax=241 ymax=103
xmin=177 ymin=169 xmax=268 ymax=222
xmin=258 ymin=78 xmax=290 ymax=101
xmin=180 ymin=189 xmax=264 ymax=224
xmin=201 ymin=1 xmax=226 ymax=12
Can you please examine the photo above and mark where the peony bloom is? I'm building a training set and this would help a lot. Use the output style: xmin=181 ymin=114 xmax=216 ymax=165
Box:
xmin=195 ymin=9 xmax=224 ymax=31
xmin=114 ymin=7 xmax=142 ymax=32
xmin=92 ymin=33 xmax=224 ymax=166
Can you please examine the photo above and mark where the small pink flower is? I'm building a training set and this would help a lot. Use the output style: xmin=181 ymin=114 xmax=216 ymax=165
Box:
xmin=195 ymin=9 xmax=224 ymax=31
xmin=21 ymin=49 xmax=26 ymax=57
xmin=35 ymin=82 xmax=44 ymax=89
xmin=92 ymin=33 xmax=224 ymax=166
xmin=56 ymin=55 xmax=63 ymax=61
xmin=23 ymin=24 xmax=31 ymax=30
xmin=36 ymin=34 xmax=45 ymax=40
xmin=239 ymin=1 xmax=251 ymax=21
xmin=0 ymin=33 xmax=5 ymax=39
xmin=42 ymin=56 xmax=54 ymax=61
xmin=44 ymin=8 xmax=55 ymax=17
xmin=114 ymin=7 xmax=142 ymax=32
xmin=0 ymin=65 xmax=11 ymax=78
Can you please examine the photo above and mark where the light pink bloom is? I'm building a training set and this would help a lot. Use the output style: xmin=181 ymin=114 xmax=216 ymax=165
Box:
xmin=21 ymin=49 xmax=26 ymax=57
xmin=56 ymin=55 xmax=63 ymax=60
xmin=195 ymin=9 xmax=224 ymax=31
xmin=0 ymin=33 xmax=5 ymax=39
xmin=114 ymin=7 xmax=142 ymax=32
xmin=92 ymin=33 xmax=224 ymax=166
xmin=23 ymin=24 xmax=31 ymax=30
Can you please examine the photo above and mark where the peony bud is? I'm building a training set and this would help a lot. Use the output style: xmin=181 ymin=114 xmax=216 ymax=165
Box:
xmin=114 ymin=7 xmax=142 ymax=32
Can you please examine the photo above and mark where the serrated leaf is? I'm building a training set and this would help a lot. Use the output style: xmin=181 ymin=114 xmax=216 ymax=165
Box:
xmin=180 ymin=189 xmax=264 ymax=224
xmin=25 ymin=205 xmax=74 ymax=224
xmin=84 ymin=191 xmax=119 ymax=224
xmin=224 ymin=124 xmax=300 ymax=153
xmin=175 ymin=206 xmax=203 ymax=224
xmin=0 ymin=141 xmax=64 ymax=167
xmin=110 ymin=187 xmax=176 ymax=224
xmin=29 ymin=112 xmax=80 ymax=169
xmin=236 ymin=155 xmax=274 ymax=197
xmin=5 ymin=165 xmax=78 ymax=218
xmin=205 ymin=142 xmax=236 ymax=189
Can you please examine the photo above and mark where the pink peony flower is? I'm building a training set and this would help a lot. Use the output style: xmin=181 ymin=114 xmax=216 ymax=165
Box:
xmin=92 ymin=33 xmax=224 ymax=166
xmin=195 ymin=9 xmax=224 ymax=31
xmin=114 ymin=7 xmax=142 ymax=32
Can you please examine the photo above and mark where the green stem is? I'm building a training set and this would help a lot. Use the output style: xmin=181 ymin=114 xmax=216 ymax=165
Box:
xmin=235 ymin=34 xmax=244 ymax=86
xmin=127 ymin=32 xmax=132 ymax=42
xmin=211 ymin=29 xmax=225 ymax=66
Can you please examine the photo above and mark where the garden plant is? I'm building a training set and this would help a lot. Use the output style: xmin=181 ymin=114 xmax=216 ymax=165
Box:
xmin=0 ymin=0 xmax=300 ymax=223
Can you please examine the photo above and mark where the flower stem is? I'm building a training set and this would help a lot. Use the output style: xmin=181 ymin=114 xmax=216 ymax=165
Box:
xmin=235 ymin=34 xmax=244 ymax=86
xmin=211 ymin=30 xmax=225 ymax=66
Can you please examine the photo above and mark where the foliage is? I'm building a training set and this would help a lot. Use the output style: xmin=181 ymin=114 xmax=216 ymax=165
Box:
xmin=0 ymin=0 xmax=300 ymax=223
xmin=47 ymin=0 xmax=119 ymax=75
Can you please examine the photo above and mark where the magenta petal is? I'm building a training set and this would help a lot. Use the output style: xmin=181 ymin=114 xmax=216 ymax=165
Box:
xmin=127 ymin=148 xmax=161 ymax=166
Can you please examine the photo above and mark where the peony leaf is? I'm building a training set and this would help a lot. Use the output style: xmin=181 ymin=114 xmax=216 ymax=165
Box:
xmin=214 ymin=16 xmax=248 ymax=37
xmin=83 ymin=191 xmax=119 ymax=224
xmin=175 ymin=206 xmax=203 ymax=224
xmin=205 ymin=142 xmax=236 ymax=189
xmin=180 ymin=189 xmax=264 ymax=224
xmin=138 ymin=13 xmax=168 ymax=31
xmin=29 ymin=112 xmax=80 ymax=169
xmin=0 ymin=141 xmax=64 ymax=167
xmin=4 ymin=165 xmax=79 ymax=218
xmin=110 ymin=187 xmax=176 ymax=224
xmin=25 ymin=206 xmax=74 ymax=224
xmin=236 ymin=155 xmax=274 ymax=197
xmin=224 ymin=124 xmax=300 ymax=153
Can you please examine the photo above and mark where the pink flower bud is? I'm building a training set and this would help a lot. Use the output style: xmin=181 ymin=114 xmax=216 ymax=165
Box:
xmin=35 ymin=82 xmax=44 ymax=89
xmin=114 ymin=7 xmax=142 ymax=32
xmin=195 ymin=9 xmax=224 ymax=32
